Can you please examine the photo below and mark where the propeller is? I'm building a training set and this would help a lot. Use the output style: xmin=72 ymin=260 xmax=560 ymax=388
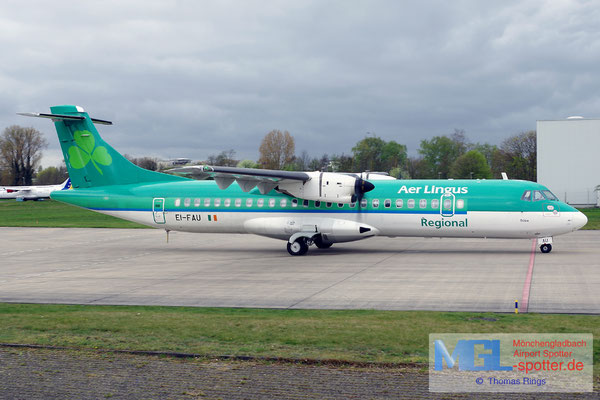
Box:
xmin=353 ymin=177 xmax=375 ymax=210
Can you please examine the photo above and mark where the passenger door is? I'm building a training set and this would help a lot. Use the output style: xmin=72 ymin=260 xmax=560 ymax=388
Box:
xmin=153 ymin=198 xmax=166 ymax=224
xmin=440 ymin=192 xmax=455 ymax=217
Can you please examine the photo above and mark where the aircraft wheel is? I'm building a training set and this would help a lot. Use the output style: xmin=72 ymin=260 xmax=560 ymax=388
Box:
xmin=540 ymin=244 xmax=552 ymax=253
xmin=287 ymin=238 xmax=309 ymax=256
xmin=314 ymin=235 xmax=333 ymax=249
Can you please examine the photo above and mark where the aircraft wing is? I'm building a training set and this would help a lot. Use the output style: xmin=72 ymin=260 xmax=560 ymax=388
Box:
xmin=168 ymin=165 xmax=310 ymax=195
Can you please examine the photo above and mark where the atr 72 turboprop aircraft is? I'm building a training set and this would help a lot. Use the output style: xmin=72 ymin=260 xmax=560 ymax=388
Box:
xmin=20 ymin=105 xmax=587 ymax=256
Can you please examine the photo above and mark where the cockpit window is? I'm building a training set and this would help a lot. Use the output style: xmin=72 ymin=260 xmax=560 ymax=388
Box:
xmin=533 ymin=190 xmax=545 ymax=201
xmin=521 ymin=190 xmax=531 ymax=201
xmin=542 ymin=190 xmax=558 ymax=201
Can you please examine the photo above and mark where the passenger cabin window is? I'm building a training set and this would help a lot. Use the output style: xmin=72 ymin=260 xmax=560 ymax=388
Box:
xmin=214 ymin=198 xmax=221 ymax=207
xmin=360 ymin=199 xmax=368 ymax=208
xmin=194 ymin=198 xmax=201 ymax=207
xmin=315 ymin=201 xmax=321 ymax=208
xmin=521 ymin=190 xmax=532 ymax=201
xmin=257 ymin=198 xmax=264 ymax=207
xmin=372 ymin=199 xmax=379 ymax=208
xmin=443 ymin=198 xmax=452 ymax=209
xmin=303 ymin=200 xmax=309 ymax=207
xmin=269 ymin=198 xmax=276 ymax=207
xmin=327 ymin=202 xmax=332 ymax=208
xmin=456 ymin=199 xmax=465 ymax=209
xmin=384 ymin=199 xmax=391 ymax=208
xmin=175 ymin=198 xmax=181 ymax=207
xmin=184 ymin=198 xmax=191 ymax=207
xmin=292 ymin=199 xmax=298 ymax=207
xmin=431 ymin=199 xmax=439 ymax=209
xmin=395 ymin=199 xmax=403 ymax=208
xmin=349 ymin=202 xmax=356 ymax=208
xmin=224 ymin=198 xmax=231 ymax=207
xmin=407 ymin=199 xmax=415 ymax=208
xmin=338 ymin=203 xmax=344 ymax=208
xmin=235 ymin=198 xmax=241 ymax=207
xmin=204 ymin=198 xmax=211 ymax=207
xmin=246 ymin=198 xmax=253 ymax=207
xmin=419 ymin=199 xmax=427 ymax=208
xmin=280 ymin=199 xmax=287 ymax=207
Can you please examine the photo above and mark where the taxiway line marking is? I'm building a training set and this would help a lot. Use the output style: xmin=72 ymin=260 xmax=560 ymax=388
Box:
xmin=521 ymin=239 xmax=537 ymax=313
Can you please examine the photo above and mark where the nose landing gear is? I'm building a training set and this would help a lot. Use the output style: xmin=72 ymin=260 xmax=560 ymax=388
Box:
xmin=538 ymin=237 xmax=553 ymax=253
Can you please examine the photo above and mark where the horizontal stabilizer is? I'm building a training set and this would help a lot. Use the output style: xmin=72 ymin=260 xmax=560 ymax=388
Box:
xmin=17 ymin=112 xmax=112 ymax=125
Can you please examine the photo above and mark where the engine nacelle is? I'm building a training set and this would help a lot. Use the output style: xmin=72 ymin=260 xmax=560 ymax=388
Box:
xmin=277 ymin=172 xmax=374 ymax=204
xmin=244 ymin=216 xmax=379 ymax=242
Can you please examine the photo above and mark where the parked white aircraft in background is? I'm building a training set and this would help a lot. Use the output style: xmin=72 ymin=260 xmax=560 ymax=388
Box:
xmin=0 ymin=178 xmax=71 ymax=201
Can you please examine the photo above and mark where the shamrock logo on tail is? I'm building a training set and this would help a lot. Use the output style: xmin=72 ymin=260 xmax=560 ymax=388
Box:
xmin=68 ymin=130 xmax=112 ymax=174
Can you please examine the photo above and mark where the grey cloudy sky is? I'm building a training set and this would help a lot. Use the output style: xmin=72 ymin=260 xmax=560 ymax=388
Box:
xmin=2 ymin=0 xmax=599 ymax=167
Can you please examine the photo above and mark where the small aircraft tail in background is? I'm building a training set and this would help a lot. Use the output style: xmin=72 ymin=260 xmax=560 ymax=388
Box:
xmin=61 ymin=178 xmax=72 ymax=190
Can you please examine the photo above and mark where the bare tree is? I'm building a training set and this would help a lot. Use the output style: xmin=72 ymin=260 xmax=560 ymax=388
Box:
xmin=295 ymin=150 xmax=311 ymax=171
xmin=0 ymin=125 xmax=48 ymax=185
xmin=499 ymin=131 xmax=537 ymax=181
xmin=136 ymin=157 xmax=158 ymax=171
xmin=207 ymin=149 xmax=237 ymax=167
xmin=124 ymin=155 xmax=159 ymax=171
xmin=258 ymin=130 xmax=295 ymax=169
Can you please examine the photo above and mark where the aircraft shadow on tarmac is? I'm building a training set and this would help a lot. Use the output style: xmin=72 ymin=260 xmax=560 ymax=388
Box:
xmin=158 ymin=244 xmax=537 ymax=256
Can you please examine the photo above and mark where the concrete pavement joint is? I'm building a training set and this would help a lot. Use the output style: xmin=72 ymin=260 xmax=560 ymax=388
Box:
xmin=286 ymin=251 xmax=405 ymax=309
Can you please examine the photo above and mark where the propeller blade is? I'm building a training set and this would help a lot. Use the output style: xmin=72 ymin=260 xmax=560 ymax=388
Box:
xmin=354 ymin=178 xmax=374 ymax=211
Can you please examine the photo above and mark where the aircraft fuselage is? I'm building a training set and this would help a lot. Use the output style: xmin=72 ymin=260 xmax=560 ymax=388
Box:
xmin=52 ymin=179 xmax=587 ymax=245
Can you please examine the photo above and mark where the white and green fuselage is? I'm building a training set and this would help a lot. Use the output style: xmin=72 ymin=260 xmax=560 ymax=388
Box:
xmin=53 ymin=178 xmax=586 ymax=241
xmin=23 ymin=105 xmax=587 ymax=255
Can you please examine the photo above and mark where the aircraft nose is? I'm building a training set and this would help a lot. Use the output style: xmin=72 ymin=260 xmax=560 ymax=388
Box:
xmin=571 ymin=211 xmax=588 ymax=230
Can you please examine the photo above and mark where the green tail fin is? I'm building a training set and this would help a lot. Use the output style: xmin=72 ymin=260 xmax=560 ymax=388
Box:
xmin=45 ymin=105 xmax=186 ymax=188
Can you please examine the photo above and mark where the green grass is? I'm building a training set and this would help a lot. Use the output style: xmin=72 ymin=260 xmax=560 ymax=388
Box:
xmin=0 ymin=199 xmax=147 ymax=228
xmin=581 ymin=207 xmax=600 ymax=230
xmin=0 ymin=303 xmax=598 ymax=370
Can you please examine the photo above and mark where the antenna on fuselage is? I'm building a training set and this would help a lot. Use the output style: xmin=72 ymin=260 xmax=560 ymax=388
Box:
xmin=501 ymin=172 xmax=509 ymax=180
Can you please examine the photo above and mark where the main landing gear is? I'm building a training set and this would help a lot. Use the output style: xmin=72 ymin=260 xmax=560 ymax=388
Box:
xmin=313 ymin=235 xmax=333 ymax=249
xmin=287 ymin=238 xmax=309 ymax=256
xmin=286 ymin=233 xmax=334 ymax=256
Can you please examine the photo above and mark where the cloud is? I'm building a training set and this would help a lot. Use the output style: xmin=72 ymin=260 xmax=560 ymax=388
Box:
xmin=1 ymin=0 xmax=599 ymax=167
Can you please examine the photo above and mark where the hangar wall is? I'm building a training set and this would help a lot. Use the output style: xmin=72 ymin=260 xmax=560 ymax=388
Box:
xmin=537 ymin=119 xmax=600 ymax=206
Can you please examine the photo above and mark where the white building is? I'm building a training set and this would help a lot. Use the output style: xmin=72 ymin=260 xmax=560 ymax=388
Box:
xmin=537 ymin=118 xmax=600 ymax=207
